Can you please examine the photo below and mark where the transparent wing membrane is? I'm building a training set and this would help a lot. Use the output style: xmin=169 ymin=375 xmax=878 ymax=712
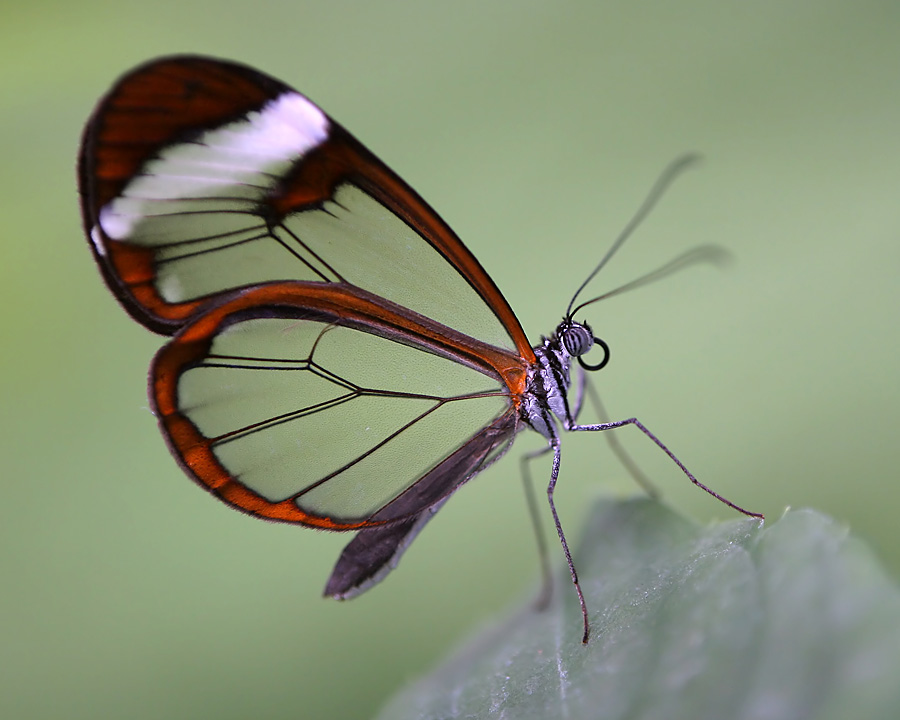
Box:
xmin=107 ymin=178 xmax=516 ymax=350
xmin=280 ymin=184 xmax=513 ymax=346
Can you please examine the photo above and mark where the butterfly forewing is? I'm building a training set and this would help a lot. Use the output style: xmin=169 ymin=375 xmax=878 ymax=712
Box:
xmin=80 ymin=56 xmax=532 ymax=357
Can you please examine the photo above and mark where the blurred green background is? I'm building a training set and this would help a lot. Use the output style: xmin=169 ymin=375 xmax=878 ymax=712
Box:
xmin=2 ymin=2 xmax=899 ymax=718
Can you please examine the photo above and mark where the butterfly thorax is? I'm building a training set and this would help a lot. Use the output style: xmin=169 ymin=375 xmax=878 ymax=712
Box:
xmin=522 ymin=320 xmax=593 ymax=440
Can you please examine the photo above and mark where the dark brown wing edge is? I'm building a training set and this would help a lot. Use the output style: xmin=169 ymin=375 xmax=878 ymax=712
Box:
xmin=324 ymin=407 xmax=518 ymax=599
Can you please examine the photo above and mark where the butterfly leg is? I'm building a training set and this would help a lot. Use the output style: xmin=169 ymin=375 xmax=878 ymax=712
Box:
xmin=520 ymin=445 xmax=554 ymax=610
xmin=570 ymin=417 xmax=764 ymax=519
xmin=545 ymin=438 xmax=592 ymax=644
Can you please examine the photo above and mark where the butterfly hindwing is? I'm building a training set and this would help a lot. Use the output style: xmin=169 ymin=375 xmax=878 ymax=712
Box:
xmin=151 ymin=282 xmax=523 ymax=529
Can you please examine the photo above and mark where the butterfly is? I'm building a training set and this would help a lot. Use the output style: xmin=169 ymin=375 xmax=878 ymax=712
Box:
xmin=78 ymin=55 xmax=761 ymax=643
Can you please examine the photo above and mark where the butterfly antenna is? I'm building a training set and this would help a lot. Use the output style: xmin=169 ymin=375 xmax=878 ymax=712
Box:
xmin=569 ymin=244 xmax=731 ymax=318
xmin=566 ymin=153 xmax=701 ymax=318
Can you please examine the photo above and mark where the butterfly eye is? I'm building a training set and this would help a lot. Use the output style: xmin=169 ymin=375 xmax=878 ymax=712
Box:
xmin=559 ymin=322 xmax=609 ymax=371
xmin=561 ymin=322 xmax=593 ymax=357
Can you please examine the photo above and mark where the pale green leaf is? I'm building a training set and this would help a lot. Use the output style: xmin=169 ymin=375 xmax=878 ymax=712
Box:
xmin=377 ymin=499 xmax=900 ymax=720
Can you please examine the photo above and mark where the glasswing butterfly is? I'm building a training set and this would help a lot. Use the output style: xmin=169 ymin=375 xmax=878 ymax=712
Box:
xmin=78 ymin=56 xmax=761 ymax=643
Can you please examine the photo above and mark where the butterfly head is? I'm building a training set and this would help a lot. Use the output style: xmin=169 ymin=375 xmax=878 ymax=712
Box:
xmin=556 ymin=318 xmax=610 ymax=372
